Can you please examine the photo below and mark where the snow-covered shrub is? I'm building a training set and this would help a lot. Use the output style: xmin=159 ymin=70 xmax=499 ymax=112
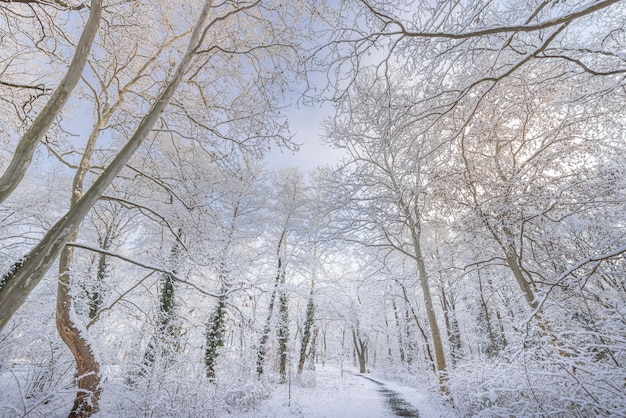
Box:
xmin=449 ymin=340 xmax=626 ymax=417
xmin=220 ymin=377 xmax=270 ymax=412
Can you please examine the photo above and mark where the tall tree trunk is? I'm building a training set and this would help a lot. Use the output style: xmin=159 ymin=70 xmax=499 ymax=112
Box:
xmin=385 ymin=314 xmax=393 ymax=363
xmin=255 ymin=272 xmax=279 ymax=377
xmin=400 ymin=284 xmax=435 ymax=372
xmin=404 ymin=306 xmax=415 ymax=365
xmin=88 ymin=229 xmax=113 ymax=320
xmin=55 ymin=88 xmax=109 ymax=418
xmin=441 ymin=284 xmax=462 ymax=366
xmin=309 ymin=327 xmax=318 ymax=369
xmin=398 ymin=197 xmax=447 ymax=391
xmin=0 ymin=0 xmax=214 ymax=331
xmin=495 ymin=304 xmax=508 ymax=350
xmin=478 ymin=273 xmax=499 ymax=355
xmin=352 ymin=330 xmax=368 ymax=373
xmin=57 ymin=240 xmax=102 ymax=418
xmin=392 ymin=299 xmax=405 ymax=364
xmin=297 ymin=279 xmax=315 ymax=375
xmin=144 ymin=234 xmax=181 ymax=370
xmin=277 ymin=275 xmax=289 ymax=383
xmin=0 ymin=0 xmax=102 ymax=205
xmin=256 ymin=230 xmax=286 ymax=377
xmin=204 ymin=289 xmax=227 ymax=379
xmin=408 ymin=213 xmax=448 ymax=391
xmin=321 ymin=326 xmax=326 ymax=367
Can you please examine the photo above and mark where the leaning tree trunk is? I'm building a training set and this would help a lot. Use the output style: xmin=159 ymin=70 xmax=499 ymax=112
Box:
xmin=0 ymin=0 xmax=214 ymax=331
xmin=414 ymin=243 xmax=448 ymax=390
xmin=404 ymin=203 xmax=448 ymax=393
xmin=0 ymin=0 xmax=102 ymax=205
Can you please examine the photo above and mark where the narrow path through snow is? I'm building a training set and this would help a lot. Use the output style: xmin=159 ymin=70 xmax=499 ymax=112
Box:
xmin=353 ymin=373 xmax=420 ymax=417
xmin=237 ymin=365 xmax=449 ymax=417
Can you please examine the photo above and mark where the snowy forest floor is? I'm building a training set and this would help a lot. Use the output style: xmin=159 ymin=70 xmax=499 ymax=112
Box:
xmin=235 ymin=364 xmax=456 ymax=418
xmin=0 ymin=360 xmax=458 ymax=417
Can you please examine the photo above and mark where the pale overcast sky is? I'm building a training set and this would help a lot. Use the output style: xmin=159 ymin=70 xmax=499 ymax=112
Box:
xmin=263 ymin=101 xmax=345 ymax=173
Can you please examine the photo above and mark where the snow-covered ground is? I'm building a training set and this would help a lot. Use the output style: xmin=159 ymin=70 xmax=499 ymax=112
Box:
xmin=236 ymin=365 xmax=456 ymax=418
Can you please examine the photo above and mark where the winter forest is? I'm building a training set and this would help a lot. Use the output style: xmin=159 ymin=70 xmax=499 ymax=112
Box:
xmin=0 ymin=0 xmax=625 ymax=417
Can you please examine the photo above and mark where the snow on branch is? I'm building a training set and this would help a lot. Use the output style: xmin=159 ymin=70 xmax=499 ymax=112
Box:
xmin=360 ymin=0 xmax=620 ymax=39
xmin=530 ymin=243 xmax=626 ymax=320
xmin=66 ymin=241 xmax=219 ymax=299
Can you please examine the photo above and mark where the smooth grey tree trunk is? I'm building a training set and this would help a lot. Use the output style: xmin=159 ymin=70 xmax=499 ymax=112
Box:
xmin=0 ymin=0 xmax=102 ymax=205
xmin=402 ymin=202 xmax=448 ymax=392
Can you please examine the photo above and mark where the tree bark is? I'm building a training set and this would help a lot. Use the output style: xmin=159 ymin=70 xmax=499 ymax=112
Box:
xmin=0 ymin=0 xmax=102 ymax=205
xmin=88 ymin=230 xmax=112 ymax=320
xmin=204 ymin=290 xmax=227 ymax=379
xmin=352 ymin=331 xmax=367 ymax=373
xmin=309 ymin=327 xmax=318 ymax=369
xmin=277 ymin=286 xmax=289 ymax=383
xmin=57 ymin=242 xmax=102 ymax=418
xmin=256 ymin=230 xmax=286 ymax=377
xmin=297 ymin=279 xmax=315 ymax=375
xmin=441 ymin=284 xmax=462 ymax=366
xmin=392 ymin=299 xmax=405 ymax=364
xmin=405 ymin=205 xmax=447 ymax=391
xmin=478 ymin=272 xmax=498 ymax=355
xmin=55 ymin=98 xmax=109 ymax=418
xmin=144 ymin=235 xmax=181 ymax=371
xmin=400 ymin=284 xmax=434 ymax=371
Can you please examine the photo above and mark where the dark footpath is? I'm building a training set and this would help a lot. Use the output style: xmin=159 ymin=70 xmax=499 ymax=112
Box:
xmin=357 ymin=373 xmax=421 ymax=417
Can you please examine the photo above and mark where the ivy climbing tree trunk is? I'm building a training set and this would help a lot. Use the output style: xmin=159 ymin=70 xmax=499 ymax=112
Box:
xmin=204 ymin=288 xmax=227 ymax=379
xmin=204 ymin=196 xmax=245 ymax=380
xmin=88 ymin=220 xmax=117 ymax=320
xmin=144 ymin=233 xmax=181 ymax=371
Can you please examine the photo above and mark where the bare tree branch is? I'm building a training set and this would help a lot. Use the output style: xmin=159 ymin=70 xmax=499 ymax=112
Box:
xmin=358 ymin=0 xmax=621 ymax=40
